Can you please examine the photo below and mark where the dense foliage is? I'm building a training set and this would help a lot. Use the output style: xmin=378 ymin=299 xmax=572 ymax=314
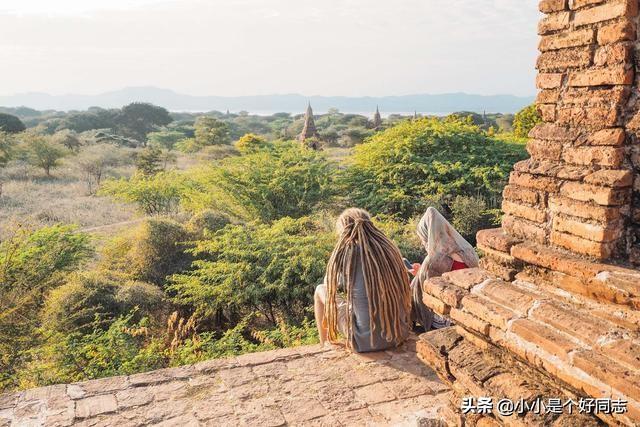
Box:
xmin=345 ymin=117 xmax=527 ymax=219
xmin=0 ymin=113 xmax=26 ymax=133
xmin=513 ymin=104 xmax=541 ymax=138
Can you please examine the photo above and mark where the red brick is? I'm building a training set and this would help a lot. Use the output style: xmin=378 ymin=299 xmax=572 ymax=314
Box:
xmin=600 ymin=340 xmax=640 ymax=370
xmin=548 ymin=195 xmax=622 ymax=221
xmin=540 ymin=0 xmax=568 ymax=13
xmin=423 ymin=277 xmax=465 ymax=308
xmin=449 ymin=308 xmax=490 ymax=336
xmin=510 ymin=319 xmax=577 ymax=361
xmin=568 ymin=65 xmax=634 ymax=86
xmin=509 ymin=172 xmax=561 ymax=192
xmin=477 ymin=280 xmax=537 ymax=315
xmin=529 ymin=123 xmax=580 ymax=141
xmin=560 ymin=181 xmax=628 ymax=205
xmin=594 ymin=43 xmax=631 ymax=66
xmin=460 ymin=295 xmax=515 ymax=330
xmin=423 ymin=293 xmax=449 ymax=316
xmin=531 ymin=302 xmax=614 ymax=346
xmin=573 ymin=350 xmax=640 ymax=401
xmin=552 ymin=215 xmax=623 ymax=242
xmin=441 ymin=268 xmax=492 ymax=291
xmin=502 ymin=201 xmax=547 ymax=223
xmin=503 ymin=215 xmax=547 ymax=244
xmin=538 ymin=11 xmax=571 ymax=34
xmin=539 ymin=28 xmax=594 ymax=51
xmin=536 ymin=73 xmax=564 ymax=89
xmin=597 ymin=20 xmax=636 ymax=45
xmin=538 ymin=104 xmax=556 ymax=122
xmin=479 ymin=257 xmax=518 ymax=282
xmin=556 ymin=105 xmax=619 ymax=127
xmin=476 ymin=228 xmax=521 ymax=253
xmin=537 ymin=89 xmax=560 ymax=104
xmin=562 ymin=146 xmax=624 ymax=167
xmin=536 ymin=47 xmax=592 ymax=70
xmin=582 ymin=127 xmax=625 ymax=146
xmin=503 ymin=185 xmax=541 ymax=206
xmin=584 ymin=169 xmax=633 ymax=187
xmin=573 ymin=0 xmax=638 ymax=26
xmin=551 ymin=230 xmax=615 ymax=257
xmin=569 ymin=0 xmax=605 ymax=9
xmin=511 ymin=241 xmax=606 ymax=279
xmin=527 ymin=138 xmax=563 ymax=160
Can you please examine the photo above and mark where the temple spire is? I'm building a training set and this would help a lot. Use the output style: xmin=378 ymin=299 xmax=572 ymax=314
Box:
xmin=299 ymin=102 xmax=320 ymax=149
xmin=372 ymin=105 xmax=382 ymax=129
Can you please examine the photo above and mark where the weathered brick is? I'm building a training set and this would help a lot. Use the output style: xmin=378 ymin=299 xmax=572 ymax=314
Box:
xmin=594 ymin=42 xmax=631 ymax=66
xmin=552 ymin=215 xmax=624 ymax=242
xmin=540 ymin=0 xmax=568 ymax=13
xmin=449 ymin=308 xmax=490 ymax=336
xmin=560 ymin=181 xmax=628 ymax=205
xmin=441 ymin=268 xmax=492 ymax=291
xmin=551 ymin=230 xmax=615 ymax=257
xmin=573 ymin=0 xmax=638 ymax=27
xmin=538 ymin=104 xmax=556 ymax=122
xmin=562 ymin=146 xmax=624 ymax=167
xmin=536 ymin=72 xmax=564 ymax=89
xmin=538 ymin=11 xmax=571 ymax=34
xmin=527 ymin=138 xmax=562 ymax=160
xmin=423 ymin=293 xmax=449 ymax=316
xmin=531 ymin=302 xmax=615 ymax=346
xmin=423 ymin=277 xmax=465 ymax=308
xmin=600 ymin=340 xmax=640 ymax=370
xmin=573 ymin=350 xmax=640 ymax=401
xmin=584 ymin=169 xmax=633 ymax=187
xmin=563 ymin=85 xmax=629 ymax=106
xmin=502 ymin=201 xmax=547 ymax=223
xmin=510 ymin=319 xmax=577 ymax=361
xmin=568 ymin=65 xmax=634 ymax=86
xmin=597 ymin=20 xmax=636 ymax=45
xmin=569 ymin=0 xmax=605 ymax=9
xmin=549 ymin=195 xmax=622 ymax=221
xmin=478 ymin=280 xmax=537 ymax=315
xmin=556 ymin=105 xmax=619 ymax=127
xmin=509 ymin=172 xmax=561 ymax=192
xmin=460 ymin=295 xmax=515 ymax=330
xmin=503 ymin=215 xmax=547 ymax=244
xmin=503 ymin=185 xmax=541 ymax=206
xmin=511 ymin=242 xmax=606 ymax=279
xmin=581 ymin=127 xmax=625 ymax=146
xmin=536 ymin=89 xmax=560 ymax=104
xmin=536 ymin=46 xmax=591 ymax=70
xmin=539 ymin=28 xmax=594 ymax=51
xmin=529 ymin=123 xmax=580 ymax=141
xmin=476 ymin=228 xmax=521 ymax=253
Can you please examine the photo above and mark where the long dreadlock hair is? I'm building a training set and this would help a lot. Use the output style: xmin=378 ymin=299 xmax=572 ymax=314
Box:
xmin=324 ymin=208 xmax=411 ymax=349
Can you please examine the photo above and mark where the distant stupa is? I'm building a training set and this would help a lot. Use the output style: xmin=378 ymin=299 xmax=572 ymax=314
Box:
xmin=372 ymin=106 xmax=382 ymax=129
xmin=299 ymin=102 xmax=321 ymax=149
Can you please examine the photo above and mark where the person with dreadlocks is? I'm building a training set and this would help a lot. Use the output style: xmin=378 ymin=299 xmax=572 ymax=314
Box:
xmin=314 ymin=208 xmax=412 ymax=352
xmin=410 ymin=207 xmax=479 ymax=331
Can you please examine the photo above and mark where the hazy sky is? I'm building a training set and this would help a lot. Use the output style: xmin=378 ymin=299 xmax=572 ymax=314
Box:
xmin=1 ymin=0 xmax=540 ymax=97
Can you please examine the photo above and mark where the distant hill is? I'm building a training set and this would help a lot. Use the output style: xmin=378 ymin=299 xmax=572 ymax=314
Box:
xmin=0 ymin=87 xmax=534 ymax=114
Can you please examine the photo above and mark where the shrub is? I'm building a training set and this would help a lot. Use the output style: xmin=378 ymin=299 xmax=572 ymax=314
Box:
xmin=0 ymin=113 xmax=26 ymax=133
xmin=235 ymin=133 xmax=269 ymax=154
xmin=344 ymin=117 xmax=527 ymax=219
xmin=513 ymin=104 xmax=541 ymax=138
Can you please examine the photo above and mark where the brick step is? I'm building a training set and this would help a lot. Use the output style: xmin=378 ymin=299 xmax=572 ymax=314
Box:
xmin=416 ymin=328 xmax=603 ymax=426
xmin=421 ymin=271 xmax=640 ymax=425
xmin=478 ymin=228 xmax=640 ymax=309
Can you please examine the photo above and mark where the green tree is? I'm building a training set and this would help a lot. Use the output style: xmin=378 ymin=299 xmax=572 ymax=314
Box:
xmin=0 ymin=113 xmax=26 ymax=133
xmin=0 ymin=131 xmax=16 ymax=168
xmin=136 ymin=145 xmax=163 ymax=176
xmin=100 ymin=171 xmax=188 ymax=215
xmin=23 ymin=133 xmax=68 ymax=177
xmin=0 ymin=225 xmax=91 ymax=390
xmin=147 ymin=129 xmax=187 ymax=150
xmin=116 ymin=103 xmax=173 ymax=144
xmin=170 ymin=216 xmax=334 ymax=327
xmin=235 ymin=133 xmax=269 ymax=154
xmin=513 ymin=104 xmax=542 ymax=138
xmin=344 ymin=118 xmax=527 ymax=219
xmin=194 ymin=116 xmax=231 ymax=146
xmin=185 ymin=141 xmax=338 ymax=221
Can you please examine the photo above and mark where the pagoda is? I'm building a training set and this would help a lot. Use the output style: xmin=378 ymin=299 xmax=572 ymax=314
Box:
xmin=298 ymin=103 xmax=320 ymax=149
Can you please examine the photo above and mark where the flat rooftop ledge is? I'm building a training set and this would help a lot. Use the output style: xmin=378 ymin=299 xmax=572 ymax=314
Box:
xmin=0 ymin=338 xmax=450 ymax=426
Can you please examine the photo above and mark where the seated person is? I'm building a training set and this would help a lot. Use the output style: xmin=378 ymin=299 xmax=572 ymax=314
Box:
xmin=314 ymin=208 xmax=411 ymax=352
xmin=410 ymin=207 xmax=479 ymax=331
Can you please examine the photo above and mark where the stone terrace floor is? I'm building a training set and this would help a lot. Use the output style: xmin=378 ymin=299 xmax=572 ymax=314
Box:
xmin=0 ymin=337 xmax=450 ymax=426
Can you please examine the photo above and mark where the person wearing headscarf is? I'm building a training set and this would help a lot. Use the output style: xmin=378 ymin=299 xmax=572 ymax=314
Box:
xmin=410 ymin=207 xmax=479 ymax=331
xmin=314 ymin=208 xmax=411 ymax=352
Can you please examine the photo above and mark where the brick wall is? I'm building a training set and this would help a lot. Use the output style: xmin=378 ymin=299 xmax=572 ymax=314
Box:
xmin=504 ymin=0 xmax=639 ymax=263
